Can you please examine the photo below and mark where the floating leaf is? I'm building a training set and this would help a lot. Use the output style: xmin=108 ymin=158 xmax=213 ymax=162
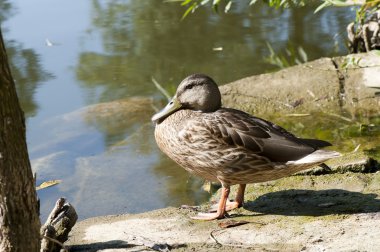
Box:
xmin=36 ymin=180 xmax=62 ymax=190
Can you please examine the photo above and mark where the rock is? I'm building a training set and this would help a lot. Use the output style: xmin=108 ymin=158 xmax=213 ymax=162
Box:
xmin=332 ymin=52 xmax=380 ymax=116
xmin=220 ymin=57 xmax=340 ymax=117
xmin=298 ymin=150 xmax=379 ymax=175
xmin=66 ymin=172 xmax=380 ymax=251
xmin=63 ymin=54 xmax=380 ymax=251
xmin=220 ymin=52 xmax=380 ymax=118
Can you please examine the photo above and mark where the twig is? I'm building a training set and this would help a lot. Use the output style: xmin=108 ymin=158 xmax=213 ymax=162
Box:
xmin=209 ymin=221 xmax=266 ymax=249
xmin=152 ymin=77 xmax=171 ymax=101
xmin=209 ymin=229 xmax=223 ymax=245
xmin=41 ymin=235 xmax=68 ymax=252
xmin=324 ymin=112 xmax=353 ymax=122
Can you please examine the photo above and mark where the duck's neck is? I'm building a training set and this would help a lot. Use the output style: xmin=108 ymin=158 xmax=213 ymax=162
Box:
xmin=156 ymin=109 xmax=197 ymax=129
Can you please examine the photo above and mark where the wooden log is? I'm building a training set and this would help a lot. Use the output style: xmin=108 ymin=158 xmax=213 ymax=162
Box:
xmin=40 ymin=198 xmax=78 ymax=252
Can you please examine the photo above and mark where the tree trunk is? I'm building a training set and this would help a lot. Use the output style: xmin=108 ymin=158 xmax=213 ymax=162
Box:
xmin=0 ymin=29 xmax=40 ymax=251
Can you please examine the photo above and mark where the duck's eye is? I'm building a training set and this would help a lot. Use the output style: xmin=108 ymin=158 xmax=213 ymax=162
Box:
xmin=185 ymin=84 xmax=194 ymax=90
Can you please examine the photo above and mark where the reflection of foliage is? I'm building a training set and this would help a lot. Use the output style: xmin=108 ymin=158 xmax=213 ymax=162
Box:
xmin=315 ymin=1 xmax=380 ymax=23
xmin=78 ymin=0 xmax=353 ymax=104
xmin=173 ymin=0 xmax=308 ymax=18
xmin=269 ymin=112 xmax=380 ymax=156
xmin=0 ymin=0 xmax=13 ymax=23
xmin=1 ymin=0 xmax=52 ymax=118
xmin=79 ymin=0 xmax=264 ymax=102
xmin=264 ymin=42 xmax=308 ymax=69
xmin=177 ymin=0 xmax=379 ymax=19
xmin=6 ymin=41 xmax=53 ymax=117
xmin=153 ymin=153 xmax=211 ymax=206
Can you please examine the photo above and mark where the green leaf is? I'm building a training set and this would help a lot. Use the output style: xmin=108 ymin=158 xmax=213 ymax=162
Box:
xmin=181 ymin=0 xmax=193 ymax=6
xmin=152 ymin=77 xmax=172 ymax=101
xmin=212 ymin=0 xmax=221 ymax=12
xmin=163 ymin=0 xmax=185 ymax=2
xmin=298 ymin=46 xmax=308 ymax=62
xmin=314 ymin=1 xmax=331 ymax=13
xmin=181 ymin=2 xmax=197 ymax=20
xmin=225 ymin=1 xmax=232 ymax=13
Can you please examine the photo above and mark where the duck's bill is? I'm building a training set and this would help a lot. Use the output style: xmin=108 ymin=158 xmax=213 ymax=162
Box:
xmin=152 ymin=96 xmax=182 ymax=122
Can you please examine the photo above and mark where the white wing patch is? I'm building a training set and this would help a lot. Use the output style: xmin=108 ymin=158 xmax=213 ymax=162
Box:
xmin=286 ymin=150 xmax=341 ymax=165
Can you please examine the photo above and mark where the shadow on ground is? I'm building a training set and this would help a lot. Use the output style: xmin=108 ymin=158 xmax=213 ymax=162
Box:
xmin=69 ymin=240 xmax=131 ymax=251
xmin=244 ymin=189 xmax=380 ymax=216
xmin=69 ymin=240 xmax=186 ymax=252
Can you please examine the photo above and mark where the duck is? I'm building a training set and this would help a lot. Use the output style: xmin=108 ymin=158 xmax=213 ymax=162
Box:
xmin=152 ymin=74 xmax=340 ymax=220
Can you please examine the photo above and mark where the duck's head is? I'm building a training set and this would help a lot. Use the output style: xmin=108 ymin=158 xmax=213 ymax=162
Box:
xmin=152 ymin=74 xmax=221 ymax=123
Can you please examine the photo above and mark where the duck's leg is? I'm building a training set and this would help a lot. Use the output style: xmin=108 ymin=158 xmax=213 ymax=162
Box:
xmin=209 ymin=184 xmax=246 ymax=212
xmin=233 ymin=184 xmax=246 ymax=209
xmin=191 ymin=186 xmax=230 ymax=220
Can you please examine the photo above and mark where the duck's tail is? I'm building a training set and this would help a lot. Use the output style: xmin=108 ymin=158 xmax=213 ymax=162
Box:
xmin=286 ymin=150 xmax=341 ymax=165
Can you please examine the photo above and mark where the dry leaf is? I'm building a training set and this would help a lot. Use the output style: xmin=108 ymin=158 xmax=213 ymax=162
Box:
xmin=218 ymin=220 xmax=249 ymax=228
xmin=36 ymin=180 xmax=62 ymax=190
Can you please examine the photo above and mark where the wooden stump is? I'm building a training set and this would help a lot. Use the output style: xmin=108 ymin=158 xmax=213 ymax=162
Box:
xmin=40 ymin=198 xmax=78 ymax=252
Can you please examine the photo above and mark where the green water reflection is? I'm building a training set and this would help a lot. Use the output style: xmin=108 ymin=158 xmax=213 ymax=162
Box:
xmin=2 ymin=0 xmax=379 ymax=220
xmin=270 ymin=112 xmax=380 ymax=156
xmin=7 ymin=41 xmax=53 ymax=117
xmin=1 ymin=0 xmax=52 ymax=118
xmin=77 ymin=0 xmax=353 ymax=102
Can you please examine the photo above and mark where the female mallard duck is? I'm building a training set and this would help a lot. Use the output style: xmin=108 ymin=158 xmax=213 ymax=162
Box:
xmin=152 ymin=74 xmax=340 ymax=220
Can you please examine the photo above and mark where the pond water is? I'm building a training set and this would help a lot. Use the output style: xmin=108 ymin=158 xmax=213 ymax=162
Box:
xmin=2 ymin=0 xmax=373 ymax=220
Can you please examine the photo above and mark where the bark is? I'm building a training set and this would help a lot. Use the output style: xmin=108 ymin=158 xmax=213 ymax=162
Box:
xmin=40 ymin=198 xmax=77 ymax=252
xmin=0 ymin=29 xmax=41 ymax=251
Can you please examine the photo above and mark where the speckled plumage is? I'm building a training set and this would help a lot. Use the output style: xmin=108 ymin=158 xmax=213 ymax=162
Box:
xmin=152 ymin=74 xmax=340 ymax=220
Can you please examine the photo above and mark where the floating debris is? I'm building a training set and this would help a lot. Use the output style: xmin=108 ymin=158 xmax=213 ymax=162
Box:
xmin=45 ymin=38 xmax=54 ymax=47
xmin=212 ymin=47 xmax=223 ymax=51
xmin=36 ymin=180 xmax=62 ymax=190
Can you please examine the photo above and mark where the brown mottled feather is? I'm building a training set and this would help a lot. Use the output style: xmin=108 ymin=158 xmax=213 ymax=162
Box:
xmin=153 ymin=74 xmax=339 ymax=187
xmin=154 ymin=108 xmax=333 ymax=186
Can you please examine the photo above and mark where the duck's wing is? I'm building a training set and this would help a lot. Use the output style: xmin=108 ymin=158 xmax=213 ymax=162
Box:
xmin=183 ymin=108 xmax=329 ymax=163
